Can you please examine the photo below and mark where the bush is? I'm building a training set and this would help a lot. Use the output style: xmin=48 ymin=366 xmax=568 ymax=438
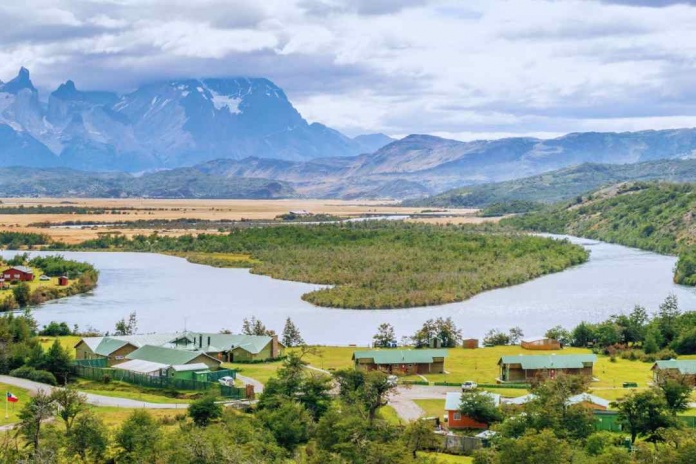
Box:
xmin=9 ymin=366 xmax=58 ymax=386
xmin=656 ymin=348 xmax=678 ymax=360
xmin=39 ymin=321 xmax=73 ymax=336
xmin=188 ymin=395 xmax=222 ymax=427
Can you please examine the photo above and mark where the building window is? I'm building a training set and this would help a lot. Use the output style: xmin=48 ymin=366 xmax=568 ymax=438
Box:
xmin=453 ymin=413 xmax=461 ymax=421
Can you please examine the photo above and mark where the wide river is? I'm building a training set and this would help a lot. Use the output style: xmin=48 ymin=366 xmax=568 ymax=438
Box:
xmin=4 ymin=236 xmax=696 ymax=345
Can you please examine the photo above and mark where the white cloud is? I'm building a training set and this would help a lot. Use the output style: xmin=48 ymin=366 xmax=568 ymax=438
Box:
xmin=2 ymin=0 xmax=696 ymax=139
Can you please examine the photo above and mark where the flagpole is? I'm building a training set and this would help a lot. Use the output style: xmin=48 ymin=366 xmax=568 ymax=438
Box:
xmin=5 ymin=392 xmax=7 ymax=419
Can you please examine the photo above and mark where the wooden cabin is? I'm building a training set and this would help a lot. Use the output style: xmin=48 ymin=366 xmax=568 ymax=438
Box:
xmin=2 ymin=266 xmax=34 ymax=282
xmin=445 ymin=392 xmax=501 ymax=429
xmin=652 ymin=359 xmax=696 ymax=386
xmin=353 ymin=349 xmax=448 ymax=375
xmin=521 ymin=336 xmax=561 ymax=351
xmin=498 ymin=354 xmax=596 ymax=383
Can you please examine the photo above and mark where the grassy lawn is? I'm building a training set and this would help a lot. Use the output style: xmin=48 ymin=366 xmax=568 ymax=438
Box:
xmin=39 ymin=335 xmax=81 ymax=352
xmin=295 ymin=346 xmax=361 ymax=372
xmin=0 ymin=382 xmax=32 ymax=426
xmin=419 ymin=452 xmax=473 ymax=463
xmin=223 ymin=361 xmax=286 ymax=385
xmin=72 ymin=379 xmax=193 ymax=404
xmin=378 ymin=405 xmax=403 ymax=425
xmin=414 ymin=399 xmax=446 ymax=419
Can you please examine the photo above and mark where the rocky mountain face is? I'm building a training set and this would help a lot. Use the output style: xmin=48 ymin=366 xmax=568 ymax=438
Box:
xmin=0 ymin=68 xmax=392 ymax=171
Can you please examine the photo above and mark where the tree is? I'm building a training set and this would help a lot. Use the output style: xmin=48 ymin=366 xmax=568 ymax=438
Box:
xmin=242 ymin=316 xmax=274 ymax=336
xmin=373 ymin=323 xmax=397 ymax=348
xmin=613 ymin=390 xmax=675 ymax=444
xmin=595 ymin=321 xmax=621 ymax=347
xmin=115 ymin=409 xmax=161 ymax=462
xmin=17 ymin=390 xmax=56 ymax=453
xmin=114 ymin=311 xmax=137 ymax=336
xmin=281 ymin=317 xmax=304 ymax=347
xmin=435 ymin=317 xmax=462 ymax=348
xmin=411 ymin=319 xmax=437 ymax=348
xmin=656 ymin=294 xmax=681 ymax=345
xmin=403 ymin=419 xmax=438 ymax=458
xmin=188 ymin=394 xmax=222 ymax=426
xmin=334 ymin=369 xmax=397 ymax=423
xmin=643 ymin=326 xmax=662 ymax=354
xmin=657 ymin=377 xmax=692 ymax=414
xmin=571 ymin=321 xmax=595 ymax=347
xmin=257 ymin=399 xmax=313 ymax=450
xmin=459 ymin=391 xmax=503 ymax=425
xmin=66 ymin=412 xmax=109 ymax=462
xmin=12 ymin=283 xmax=30 ymax=308
xmin=412 ymin=317 xmax=461 ymax=348
xmin=545 ymin=326 xmax=571 ymax=346
xmin=674 ymin=327 xmax=696 ymax=355
xmin=627 ymin=305 xmax=649 ymax=345
xmin=495 ymin=430 xmax=572 ymax=464
xmin=258 ymin=351 xmax=332 ymax=421
xmin=42 ymin=339 xmax=72 ymax=384
xmin=483 ymin=329 xmax=509 ymax=346
xmin=508 ymin=326 xmax=524 ymax=345
xmin=50 ymin=386 xmax=86 ymax=431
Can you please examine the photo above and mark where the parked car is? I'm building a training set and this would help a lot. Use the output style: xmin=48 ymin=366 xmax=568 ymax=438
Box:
xmin=461 ymin=381 xmax=478 ymax=391
xmin=387 ymin=375 xmax=399 ymax=386
xmin=218 ymin=376 xmax=235 ymax=387
xmin=39 ymin=275 xmax=50 ymax=281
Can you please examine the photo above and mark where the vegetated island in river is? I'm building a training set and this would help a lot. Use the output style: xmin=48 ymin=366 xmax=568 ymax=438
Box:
xmin=502 ymin=182 xmax=696 ymax=286
xmin=51 ymin=221 xmax=588 ymax=309
xmin=0 ymin=249 xmax=99 ymax=311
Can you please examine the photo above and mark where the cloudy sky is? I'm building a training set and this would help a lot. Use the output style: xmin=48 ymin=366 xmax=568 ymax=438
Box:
xmin=3 ymin=0 xmax=696 ymax=140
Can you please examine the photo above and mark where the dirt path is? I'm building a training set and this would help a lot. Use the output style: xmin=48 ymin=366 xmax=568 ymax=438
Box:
xmin=0 ymin=376 xmax=188 ymax=409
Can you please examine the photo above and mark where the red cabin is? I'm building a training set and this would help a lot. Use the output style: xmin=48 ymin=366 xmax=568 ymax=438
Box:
xmin=2 ymin=266 xmax=34 ymax=282
xmin=58 ymin=276 xmax=69 ymax=286
xmin=445 ymin=392 xmax=502 ymax=430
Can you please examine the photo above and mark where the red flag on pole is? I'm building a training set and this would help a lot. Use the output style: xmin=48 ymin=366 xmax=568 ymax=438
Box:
xmin=6 ymin=392 xmax=18 ymax=403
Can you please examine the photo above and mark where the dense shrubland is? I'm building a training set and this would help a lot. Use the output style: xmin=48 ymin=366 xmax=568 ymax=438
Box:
xmin=543 ymin=295 xmax=696 ymax=361
xmin=503 ymin=182 xmax=696 ymax=285
xmin=60 ymin=222 xmax=588 ymax=309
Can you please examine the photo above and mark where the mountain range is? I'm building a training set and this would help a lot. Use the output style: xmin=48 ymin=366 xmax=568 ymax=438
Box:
xmin=0 ymin=68 xmax=393 ymax=171
xmin=4 ymin=67 xmax=696 ymax=199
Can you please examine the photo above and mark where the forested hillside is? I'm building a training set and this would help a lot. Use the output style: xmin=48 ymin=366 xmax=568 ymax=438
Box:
xmin=503 ymin=183 xmax=696 ymax=285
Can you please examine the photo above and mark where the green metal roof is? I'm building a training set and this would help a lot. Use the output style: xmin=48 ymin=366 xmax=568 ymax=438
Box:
xmin=653 ymin=359 xmax=696 ymax=375
xmin=352 ymin=349 xmax=448 ymax=364
xmin=78 ymin=332 xmax=280 ymax=357
xmin=94 ymin=338 xmax=129 ymax=357
xmin=172 ymin=333 xmax=279 ymax=355
xmin=127 ymin=345 xmax=215 ymax=365
xmin=498 ymin=354 xmax=596 ymax=370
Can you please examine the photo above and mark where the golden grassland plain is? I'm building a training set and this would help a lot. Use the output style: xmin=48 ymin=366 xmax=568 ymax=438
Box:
xmin=0 ymin=197 xmax=486 ymax=243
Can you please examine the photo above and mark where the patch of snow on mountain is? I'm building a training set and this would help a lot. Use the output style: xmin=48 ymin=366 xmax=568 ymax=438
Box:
xmin=209 ymin=90 xmax=242 ymax=115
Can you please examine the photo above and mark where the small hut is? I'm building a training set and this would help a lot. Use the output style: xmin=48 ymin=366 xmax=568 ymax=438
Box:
xmin=58 ymin=276 xmax=69 ymax=286
xmin=462 ymin=339 xmax=479 ymax=349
